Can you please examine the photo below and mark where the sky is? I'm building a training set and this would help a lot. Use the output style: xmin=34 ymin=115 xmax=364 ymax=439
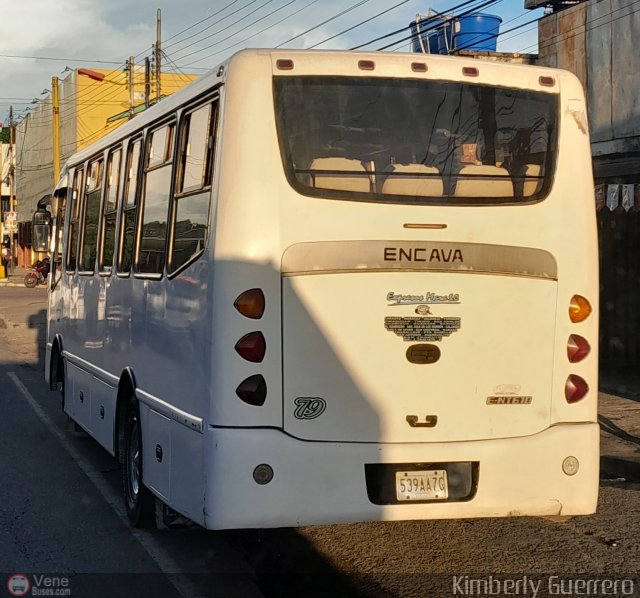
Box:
xmin=0 ymin=0 xmax=544 ymax=125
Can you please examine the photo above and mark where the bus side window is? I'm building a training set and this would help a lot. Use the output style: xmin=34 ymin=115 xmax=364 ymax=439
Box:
xmin=79 ymin=158 xmax=103 ymax=273
xmin=136 ymin=123 xmax=175 ymax=275
xmin=52 ymin=184 xmax=68 ymax=276
xmin=118 ymin=138 xmax=142 ymax=275
xmin=169 ymin=100 xmax=218 ymax=274
xmin=100 ymin=147 xmax=122 ymax=273
xmin=66 ymin=168 xmax=84 ymax=273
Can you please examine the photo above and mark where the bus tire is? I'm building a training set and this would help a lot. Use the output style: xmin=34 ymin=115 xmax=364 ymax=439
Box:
xmin=52 ymin=350 xmax=65 ymax=409
xmin=123 ymin=397 xmax=155 ymax=528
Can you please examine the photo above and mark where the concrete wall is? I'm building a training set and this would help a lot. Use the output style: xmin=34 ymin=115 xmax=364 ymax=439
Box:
xmin=15 ymin=98 xmax=56 ymax=223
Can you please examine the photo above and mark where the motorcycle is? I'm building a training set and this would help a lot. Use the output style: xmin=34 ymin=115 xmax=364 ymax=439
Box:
xmin=24 ymin=257 xmax=50 ymax=288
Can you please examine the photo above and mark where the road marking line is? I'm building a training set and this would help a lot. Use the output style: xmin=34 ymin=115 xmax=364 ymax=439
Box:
xmin=7 ymin=371 xmax=205 ymax=598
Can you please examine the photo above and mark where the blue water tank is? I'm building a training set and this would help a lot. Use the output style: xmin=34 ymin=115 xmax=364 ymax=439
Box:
xmin=409 ymin=16 xmax=445 ymax=53
xmin=437 ymin=20 xmax=454 ymax=55
xmin=453 ymin=13 xmax=502 ymax=52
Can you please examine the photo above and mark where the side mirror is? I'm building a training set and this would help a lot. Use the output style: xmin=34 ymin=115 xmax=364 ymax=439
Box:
xmin=32 ymin=207 xmax=52 ymax=252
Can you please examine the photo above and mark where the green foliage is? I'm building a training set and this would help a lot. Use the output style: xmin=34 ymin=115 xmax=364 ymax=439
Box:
xmin=0 ymin=127 xmax=9 ymax=144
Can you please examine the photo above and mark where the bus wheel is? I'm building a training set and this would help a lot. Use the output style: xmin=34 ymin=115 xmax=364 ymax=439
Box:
xmin=123 ymin=398 xmax=155 ymax=527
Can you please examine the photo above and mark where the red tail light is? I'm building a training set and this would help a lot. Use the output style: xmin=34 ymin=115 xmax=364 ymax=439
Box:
xmin=234 ymin=288 xmax=265 ymax=319
xmin=235 ymin=332 xmax=266 ymax=363
xmin=567 ymin=335 xmax=590 ymax=363
xmin=236 ymin=375 xmax=267 ymax=406
xmin=565 ymin=375 xmax=589 ymax=403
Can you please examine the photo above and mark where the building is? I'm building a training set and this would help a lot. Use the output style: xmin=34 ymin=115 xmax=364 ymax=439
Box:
xmin=0 ymin=136 xmax=16 ymax=270
xmin=14 ymin=67 xmax=198 ymax=266
xmin=528 ymin=0 xmax=640 ymax=382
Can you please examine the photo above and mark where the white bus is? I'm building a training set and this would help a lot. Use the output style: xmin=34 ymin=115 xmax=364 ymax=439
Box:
xmin=45 ymin=49 xmax=599 ymax=529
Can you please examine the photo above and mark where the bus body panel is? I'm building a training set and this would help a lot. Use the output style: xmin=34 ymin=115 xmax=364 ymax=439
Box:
xmin=282 ymin=269 xmax=557 ymax=443
xmin=203 ymin=422 xmax=599 ymax=529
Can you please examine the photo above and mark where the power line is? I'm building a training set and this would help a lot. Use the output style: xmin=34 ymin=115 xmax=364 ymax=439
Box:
xmin=165 ymin=0 xmax=244 ymax=43
xmin=161 ymin=51 xmax=194 ymax=84
xmin=276 ymin=0 xmax=375 ymax=48
xmin=377 ymin=0 xmax=504 ymax=51
xmin=177 ymin=0 xmax=322 ymax=68
xmin=349 ymin=0 xmax=484 ymax=50
xmin=0 ymin=53 xmax=122 ymax=65
xmin=165 ymin=0 xmax=268 ymax=53
xmin=171 ymin=0 xmax=298 ymax=62
xmin=451 ymin=15 xmax=538 ymax=54
xmin=307 ymin=0 xmax=410 ymax=49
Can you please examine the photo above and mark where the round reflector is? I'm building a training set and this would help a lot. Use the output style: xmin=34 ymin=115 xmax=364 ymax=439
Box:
xmin=253 ymin=464 xmax=274 ymax=485
xmin=562 ymin=456 xmax=579 ymax=476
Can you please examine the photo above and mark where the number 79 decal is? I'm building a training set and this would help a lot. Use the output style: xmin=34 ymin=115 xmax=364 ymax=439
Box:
xmin=294 ymin=397 xmax=327 ymax=420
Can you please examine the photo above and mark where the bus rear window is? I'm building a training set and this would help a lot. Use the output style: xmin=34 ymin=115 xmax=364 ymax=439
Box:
xmin=274 ymin=76 xmax=558 ymax=205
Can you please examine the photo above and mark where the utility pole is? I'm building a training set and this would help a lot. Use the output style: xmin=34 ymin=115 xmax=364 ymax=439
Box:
xmin=128 ymin=56 xmax=135 ymax=119
xmin=52 ymin=76 xmax=61 ymax=183
xmin=155 ymin=8 xmax=162 ymax=103
xmin=9 ymin=105 xmax=15 ymax=269
xmin=144 ymin=57 xmax=151 ymax=110
xmin=0 ymin=122 xmax=4 ymax=251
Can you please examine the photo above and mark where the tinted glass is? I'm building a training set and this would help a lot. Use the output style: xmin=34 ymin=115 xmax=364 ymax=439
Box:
xmin=274 ymin=76 xmax=557 ymax=204
xmin=138 ymin=166 xmax=171 ymax=274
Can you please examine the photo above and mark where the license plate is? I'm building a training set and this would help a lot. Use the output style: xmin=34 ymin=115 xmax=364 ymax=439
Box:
xmin=395 ymin=469 xmax=448 ymax=501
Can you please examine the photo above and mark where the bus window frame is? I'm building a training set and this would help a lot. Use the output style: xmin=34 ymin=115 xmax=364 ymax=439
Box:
xmin=50 ymin=171 xmax=69 ymax=284
xmin=78 ymin=154 xmax=105 ymax=276
xmin=134 ymin=118 xmax=177 ymax=279
xmin=66 ymin=167 xmax=85 ymax=275
xmin=168 ymin=95 xmax=219 ymax=277
xmin=117 ymin=135 xmax=144 ymax=278
xmin=99 ymin=146 xmax=123 ymax=276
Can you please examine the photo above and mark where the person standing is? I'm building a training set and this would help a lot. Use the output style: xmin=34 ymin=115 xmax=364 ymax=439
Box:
xmin=1 ymin=242 xmax=11 ymax=276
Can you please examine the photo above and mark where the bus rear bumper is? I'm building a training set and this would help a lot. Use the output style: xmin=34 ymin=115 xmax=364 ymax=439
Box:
xmin=202 ymin=423 xmax=599 ymax=529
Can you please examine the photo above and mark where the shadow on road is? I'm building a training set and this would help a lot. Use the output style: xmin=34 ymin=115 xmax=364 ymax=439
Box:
xmin=223 ymin=528 xmax=387 ymax=597
xmin=599 ymin=415 xmax=640 ymax=446
xmin=600 ymin=457 xmax=640 ymax=485
xmin=28 ymin=308 xmax=47 ymax=375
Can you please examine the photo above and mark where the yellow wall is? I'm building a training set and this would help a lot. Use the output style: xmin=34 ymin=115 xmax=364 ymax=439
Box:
xmin=76 ymin=69 xmax=198 ymax=150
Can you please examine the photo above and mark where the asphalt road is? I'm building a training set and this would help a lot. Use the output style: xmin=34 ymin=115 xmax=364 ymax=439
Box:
xmin=1 ymin=286 xmax=639 ymax=598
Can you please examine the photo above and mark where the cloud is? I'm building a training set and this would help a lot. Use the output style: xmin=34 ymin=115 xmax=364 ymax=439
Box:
xmin=0 ymin=0 xmax=541 ymax=123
